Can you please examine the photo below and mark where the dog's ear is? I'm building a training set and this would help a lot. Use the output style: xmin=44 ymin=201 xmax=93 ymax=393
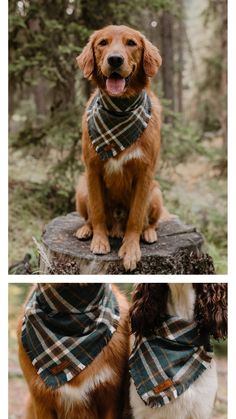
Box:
xmin=142 ymin=37 xmax=162 ymax=77
xmin=194 ymin=284 xmax=228 ymax=340
xmin=76 ymin=35 xmax=95 ymax=79
xmin=130 ymin=283 xmax=168 ymax=337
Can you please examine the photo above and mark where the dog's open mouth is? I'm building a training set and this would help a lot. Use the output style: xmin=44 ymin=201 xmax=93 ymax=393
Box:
xmin=105 ymin=72 xmax=130 ymax=96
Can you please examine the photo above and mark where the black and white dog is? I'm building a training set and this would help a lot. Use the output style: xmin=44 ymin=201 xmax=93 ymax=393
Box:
xmin=129 ymin=283 xmax=227 ymax=419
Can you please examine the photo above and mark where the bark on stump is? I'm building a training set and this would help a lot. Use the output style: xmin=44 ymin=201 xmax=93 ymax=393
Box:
xmin=39 ymin=212 xmax=215 ymax=275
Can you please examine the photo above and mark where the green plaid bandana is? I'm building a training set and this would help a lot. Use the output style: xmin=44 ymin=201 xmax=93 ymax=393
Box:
xmin=87 ymin=90 xmax=152 ymax=160
xmin=22 ymin=283 xmax=120 ymax=389
xmin=129 ymin=316 xmax=213 ymax=408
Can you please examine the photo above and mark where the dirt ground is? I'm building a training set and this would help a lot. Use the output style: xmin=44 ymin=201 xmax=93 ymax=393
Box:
xmin=9 ymin=357 xmax=227 ymax=419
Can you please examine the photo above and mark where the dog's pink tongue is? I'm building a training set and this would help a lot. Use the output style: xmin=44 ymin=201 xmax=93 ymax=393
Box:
xmin=106 ymin=77 xmax=126 ymax=95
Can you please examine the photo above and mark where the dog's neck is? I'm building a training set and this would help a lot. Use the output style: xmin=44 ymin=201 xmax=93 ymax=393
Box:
xmin=167 ymin=284 xmax=195 ymax=321
xmin=98 ymin=89 xmax=146 ymax=112
xmin=37 ymin=283 xmax=107 ymax=312
xmin=87 ymin=89 xmax=151 ymax=161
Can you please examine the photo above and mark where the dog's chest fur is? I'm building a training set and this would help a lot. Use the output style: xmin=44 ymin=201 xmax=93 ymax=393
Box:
xmin=167 ymin=284 xmax=196 ymax=320
xmin=58 ymin=365 xmax=115 ymax=411
xmin=104 ymin=148 xmax=144 ymax=175
xmin=130 ymin=363 xmax=217 ymax=419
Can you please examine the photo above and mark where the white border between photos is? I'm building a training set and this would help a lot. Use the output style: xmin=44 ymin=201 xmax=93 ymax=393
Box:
xmin=227 ymin=2 xmax=236 ymax=419
xmin=3 ymin=0 xmax=236 ymax=418
xmin=6 ymin=274 xmax=230 ymax=284
xmin=1 ymin=1 xmax=8 ymax=419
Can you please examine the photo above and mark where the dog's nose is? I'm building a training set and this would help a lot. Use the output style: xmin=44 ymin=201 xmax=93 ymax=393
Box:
xmin=107 ymin=55 xmax=124 ymax=68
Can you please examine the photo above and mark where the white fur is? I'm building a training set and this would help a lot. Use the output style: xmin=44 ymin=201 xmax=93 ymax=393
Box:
xmin=105 ymin=148 xmax=144 ymax=174
xmin=59 ymin=366 xmax=115 ymax=411
xmin=167 ymin=283 xmax=196 ymax=320
xmin=130 ymin=284 xmax=218 ymax=419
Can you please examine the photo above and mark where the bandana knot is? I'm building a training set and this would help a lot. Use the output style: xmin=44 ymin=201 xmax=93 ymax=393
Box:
xmin=22 ymin=284 xmax=120 ymax=389
xmin=87 ymin=90 xmax=151 ymax=160
xmin=129 ymin=315 xmax=213 ymax=409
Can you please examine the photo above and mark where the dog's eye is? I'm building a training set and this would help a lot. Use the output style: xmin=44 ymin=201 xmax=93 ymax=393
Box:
xmin=99 ymin=39 xmax=108 ymax=46
xmin=127 ymin=39 xmax=137 ymax=46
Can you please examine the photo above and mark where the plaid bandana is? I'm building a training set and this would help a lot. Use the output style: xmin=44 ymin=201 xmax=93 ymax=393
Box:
xmin=129 ymin=316 xmax=213 ymax=409
xmin=22 ymin=283 xmax=120 ymax=389
xmin=87 ymin=90 xmax=152 ymax=160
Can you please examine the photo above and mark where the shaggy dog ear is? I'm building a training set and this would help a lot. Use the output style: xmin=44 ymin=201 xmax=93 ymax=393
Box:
xmin=76 ymin=34 xmax=95 ymax=79
xmin=130 ymin=283 xmax=168 ymax=337
xmin=142 ymin=37 xmax=162 ymax=77
xmin=194 ymin=283 xmax=228 ymax=340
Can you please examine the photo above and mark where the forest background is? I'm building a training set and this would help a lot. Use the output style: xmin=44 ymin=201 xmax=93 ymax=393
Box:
xmin=9 ymin=0 xmax=227 ymax=274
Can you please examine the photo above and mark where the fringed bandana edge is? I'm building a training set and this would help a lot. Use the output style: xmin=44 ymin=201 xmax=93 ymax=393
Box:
xmin=129 ymin=316 xmax=213 ymax=409
xmin=87 ymin=90 xmax=152 ymax=160
xmin=22 ymin=283 xmax=120 ymax=389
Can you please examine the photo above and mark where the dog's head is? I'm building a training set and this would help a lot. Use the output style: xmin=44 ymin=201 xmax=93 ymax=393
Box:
xmin=130 ymin=283 xmax=227 ymax=340
xmin=76 ymin=25 xmax=162 ymax=97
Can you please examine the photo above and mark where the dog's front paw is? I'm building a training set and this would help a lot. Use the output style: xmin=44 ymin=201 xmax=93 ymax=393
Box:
xmin=118 ymin=239 xmax=141 ymax=271
xmin=142 ymin=227 xmax=157 ymax=243
xmin=91 ymin=234 xmax=110 ymax=254
xmin=75 ymin=224 xmax=93 ymax=240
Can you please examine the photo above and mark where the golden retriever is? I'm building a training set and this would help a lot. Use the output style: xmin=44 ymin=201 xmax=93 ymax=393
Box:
xmin=75 ymin=25 xmax=163 ymax=271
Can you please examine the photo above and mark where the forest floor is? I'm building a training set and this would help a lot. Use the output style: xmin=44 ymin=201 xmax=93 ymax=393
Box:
xmin=9 ymin=133 xmax=227 ymax=273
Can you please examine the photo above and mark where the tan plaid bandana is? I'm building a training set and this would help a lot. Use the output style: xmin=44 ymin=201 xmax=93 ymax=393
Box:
xmin=87 ymin=90 xmax=152 ymax=160
xmin=21 ymin=283 xmax=120 ymax=389
xmin=129 ymin=316 xmax=213 ymax=408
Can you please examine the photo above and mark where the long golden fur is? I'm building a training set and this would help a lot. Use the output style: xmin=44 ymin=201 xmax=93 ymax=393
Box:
xmin=75 ymin=25 xmax=164 ymax=271
xmin=17 ymin=284 xmax=130 ymax=419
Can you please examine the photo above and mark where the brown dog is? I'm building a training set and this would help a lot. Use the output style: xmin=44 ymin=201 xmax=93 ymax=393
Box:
xmin=17 ymin=284 xmax=130 ymax=419
xmin=75 ymin=25 xmax=163 ymax=271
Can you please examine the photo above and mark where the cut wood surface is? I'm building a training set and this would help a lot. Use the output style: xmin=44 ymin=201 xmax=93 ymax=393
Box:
xmin=40 ymin=212 xmax=215 ymax=274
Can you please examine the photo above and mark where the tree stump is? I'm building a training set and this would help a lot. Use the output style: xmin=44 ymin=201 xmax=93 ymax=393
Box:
xmin=39 ymin=212 xmax=215 ymax=275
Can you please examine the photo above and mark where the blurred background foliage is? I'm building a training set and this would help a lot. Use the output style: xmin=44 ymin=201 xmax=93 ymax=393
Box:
xmin=9 ymin=0 xmax=227 ymax=273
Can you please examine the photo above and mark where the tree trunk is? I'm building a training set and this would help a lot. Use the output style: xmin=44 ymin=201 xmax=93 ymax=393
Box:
xmin=176 ymin=0 xmax=184 ymax=113
xmin=221 ymin=0 xmax=227 ymax=149
xmin=38 ymin=213 xmax=215 ymax=275
xmin=159 ymin=11 xmax=175 ymax=119
xmin=33 ymin=77 xmax=47 ymax=115
xmin=29 ymin=18 xmax=47 ymax=115
xmin=9 ymin=82 xmax=16 ymax=117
